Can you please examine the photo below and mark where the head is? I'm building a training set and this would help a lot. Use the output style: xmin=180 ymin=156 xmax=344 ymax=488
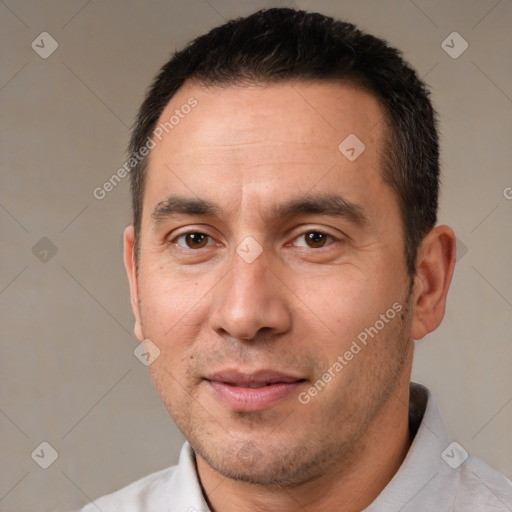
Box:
xmin=124 ymin=8 xmax=455 ymax=488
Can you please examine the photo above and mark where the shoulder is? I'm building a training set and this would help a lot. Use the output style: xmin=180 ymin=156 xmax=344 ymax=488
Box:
xmin=71 ymin=441 xmax=205 ymax=512
xmin=453 ymin=454 xmax=512 ymax=511
xmin=77 ymin=465 xmax=177 ymax=512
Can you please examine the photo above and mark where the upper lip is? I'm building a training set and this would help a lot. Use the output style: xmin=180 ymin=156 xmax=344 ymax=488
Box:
xmin=205 ymin=369 xmax=305 ymax=387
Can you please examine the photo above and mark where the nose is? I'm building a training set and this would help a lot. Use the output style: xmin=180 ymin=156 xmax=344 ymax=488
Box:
xmin=208 ymin=248 xmax=292 ymax=342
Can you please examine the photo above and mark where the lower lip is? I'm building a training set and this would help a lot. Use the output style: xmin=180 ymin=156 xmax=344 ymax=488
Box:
xmin=206 ymin=380 xmax=305 ymax=412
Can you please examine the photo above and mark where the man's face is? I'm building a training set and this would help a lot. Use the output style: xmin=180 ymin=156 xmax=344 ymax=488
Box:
xmin=126 ymin=81 xmax=415 ymax=485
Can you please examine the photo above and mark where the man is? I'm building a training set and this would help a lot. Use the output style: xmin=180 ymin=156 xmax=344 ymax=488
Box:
xmin=76 ymin=7 xmax=512 ymax=512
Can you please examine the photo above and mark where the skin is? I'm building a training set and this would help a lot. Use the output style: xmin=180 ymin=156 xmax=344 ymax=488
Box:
xmin=124 ymin=80 xmax=456 ymax=512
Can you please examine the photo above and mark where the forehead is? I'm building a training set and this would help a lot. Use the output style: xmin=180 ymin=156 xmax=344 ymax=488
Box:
xmin=153 ymin=79 xmax=383 ymax=156
xmin=142 ymin=79 xmax=390 ymax=225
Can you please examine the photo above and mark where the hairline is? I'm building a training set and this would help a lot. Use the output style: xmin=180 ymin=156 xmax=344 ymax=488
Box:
xmin=133 ymin=76 xmax=412 ymax=278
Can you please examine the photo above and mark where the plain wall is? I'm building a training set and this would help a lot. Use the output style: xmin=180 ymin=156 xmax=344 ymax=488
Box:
xmin=1 ymin=1 xmax=511 ymax=510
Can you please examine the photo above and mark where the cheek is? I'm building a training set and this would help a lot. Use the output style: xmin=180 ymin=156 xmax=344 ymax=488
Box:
xmin=293 ymin=270 xmax=386 ymax=350
xmin=137 ymin=263 xmax=210 ymax=346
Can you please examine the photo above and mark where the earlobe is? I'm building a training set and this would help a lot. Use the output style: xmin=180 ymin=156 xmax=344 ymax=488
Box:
xmin=410 ymin=225 xmax=456 ymax=341
xmin=123 ymin=225 xmax=144 ymax=341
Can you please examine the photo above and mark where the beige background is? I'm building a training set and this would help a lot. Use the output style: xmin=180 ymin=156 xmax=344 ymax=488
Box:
xmin=1 ymin=1 xmax=511 ymax=511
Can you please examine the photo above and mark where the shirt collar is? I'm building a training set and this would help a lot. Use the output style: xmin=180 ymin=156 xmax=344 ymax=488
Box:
xmin=171 ymin=382 xmax=453 ymax=511
xmin=363 ymin=382 xmax=454 ymax=511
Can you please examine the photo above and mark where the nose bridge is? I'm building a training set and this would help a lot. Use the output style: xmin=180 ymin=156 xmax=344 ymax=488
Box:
xmin=209 ymin=247 xmax=291 ymax=340
xmin=228 ymin=252 xmax=266 ymax=306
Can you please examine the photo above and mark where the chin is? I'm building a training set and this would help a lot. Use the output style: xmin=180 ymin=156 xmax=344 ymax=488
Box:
xmin=194 ymin=437 xmax=334 ymax=488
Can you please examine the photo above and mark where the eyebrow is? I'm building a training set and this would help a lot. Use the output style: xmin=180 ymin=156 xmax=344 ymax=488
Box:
xmin=151 ymin=193 xmax=368 ymax=227
xmin=271 ymin=194 xmax=368 ymax=227
xmin=151 ymin=196 xmax=222 ymax=223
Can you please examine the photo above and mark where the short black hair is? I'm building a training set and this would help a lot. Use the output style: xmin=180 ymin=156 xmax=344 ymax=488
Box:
xmin=129 ymin=7 xmax=439 ymax=278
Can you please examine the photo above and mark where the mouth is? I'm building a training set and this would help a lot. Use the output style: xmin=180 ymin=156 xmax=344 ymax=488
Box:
xmin=204 ymin=369 xmax=307 ymax=412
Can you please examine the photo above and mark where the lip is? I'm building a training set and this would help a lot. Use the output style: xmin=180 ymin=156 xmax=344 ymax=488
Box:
xmin=204 ymin=369 xmax=306 ymax=412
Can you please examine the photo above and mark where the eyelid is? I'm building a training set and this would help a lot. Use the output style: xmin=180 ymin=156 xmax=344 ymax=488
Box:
xmin=168 ymin=228 xmax=219 ymax=249
xmin=286 ymin=223 xmax=343 ymax=240
xmin=288 ymin=230 xmax=339 ymax=248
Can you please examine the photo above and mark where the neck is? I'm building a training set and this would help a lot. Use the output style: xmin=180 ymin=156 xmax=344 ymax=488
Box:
xmin=196 ymin=375 xmax=413 ymax=512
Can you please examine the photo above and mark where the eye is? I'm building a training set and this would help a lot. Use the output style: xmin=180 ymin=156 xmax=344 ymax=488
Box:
xmin=171 ymin=232 xmax=214 ymax=249
xmin=291 ymin=231 xmax=336 ymax=249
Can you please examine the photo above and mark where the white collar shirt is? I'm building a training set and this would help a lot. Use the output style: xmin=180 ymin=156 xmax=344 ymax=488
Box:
xmin=75 ymin=383 xmax=512 ymax=512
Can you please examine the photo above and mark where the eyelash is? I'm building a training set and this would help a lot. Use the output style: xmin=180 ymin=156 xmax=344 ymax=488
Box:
xmin=169 ymin=230 xmax=338 ymax=250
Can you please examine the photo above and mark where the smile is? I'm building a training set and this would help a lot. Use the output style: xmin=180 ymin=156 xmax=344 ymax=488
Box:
xmin=204 ymin=369 xmax=307 ymax=412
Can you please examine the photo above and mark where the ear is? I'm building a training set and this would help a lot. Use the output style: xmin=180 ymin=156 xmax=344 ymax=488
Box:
xmin=410 ymin=225 xmax=456 ymax=341
xmin=123 ymin=225 xmax=144 ymax=341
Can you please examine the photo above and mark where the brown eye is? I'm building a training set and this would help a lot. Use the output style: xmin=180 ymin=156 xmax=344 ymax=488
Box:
xmin=173 ymin=232 xmax=211 ymax=249
xmin=304 ymin=232 xmax=329 ymax=248
xmin=291 ymin=231 xmax=334 ymax=249
xmin=185 ymin=233 xmax=209 ymax=249
xmin=291 ymin=231 xmax=335 ymax=249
